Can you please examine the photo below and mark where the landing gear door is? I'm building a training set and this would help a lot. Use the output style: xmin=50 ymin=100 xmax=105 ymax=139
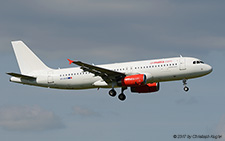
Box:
xmin=179 ymin=58 xmax=186 ymax=70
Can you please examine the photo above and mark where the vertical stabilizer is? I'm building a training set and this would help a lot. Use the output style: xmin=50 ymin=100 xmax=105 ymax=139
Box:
xmin=11 ymin=41 xmax=51 ymax=74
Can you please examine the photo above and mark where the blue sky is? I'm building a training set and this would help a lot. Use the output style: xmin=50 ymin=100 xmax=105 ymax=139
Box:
xmin=0 ymin=0 xmax=225 ymax=140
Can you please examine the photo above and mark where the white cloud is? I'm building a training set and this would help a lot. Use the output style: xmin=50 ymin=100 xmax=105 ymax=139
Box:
xmin=214 ymin=115 xmax=225 ymax=137
xmin=0 ymin=105 xmax=65 ymax=131
xmin=72 ymin=106 xmax=101 ymax=117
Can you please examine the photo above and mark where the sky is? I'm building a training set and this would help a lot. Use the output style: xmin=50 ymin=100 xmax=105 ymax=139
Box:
xmin=0 ymin=0 xmax=225 ymax=140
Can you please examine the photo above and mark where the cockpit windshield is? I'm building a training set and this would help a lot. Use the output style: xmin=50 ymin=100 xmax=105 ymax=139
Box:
xmin=193 ymin=60 xmax=204 ymax=64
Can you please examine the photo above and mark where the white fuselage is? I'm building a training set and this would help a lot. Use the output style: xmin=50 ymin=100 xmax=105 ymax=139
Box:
xmin=10 ymin=57 xmax=212 ymax=90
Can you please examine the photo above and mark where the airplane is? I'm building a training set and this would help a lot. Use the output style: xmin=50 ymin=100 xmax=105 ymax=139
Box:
xmin=7 ymin=41 xmax=213 ymax=101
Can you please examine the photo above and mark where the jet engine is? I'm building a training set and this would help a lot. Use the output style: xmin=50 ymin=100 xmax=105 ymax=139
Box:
xmin=117 ymin=74 xmax=146 ymax=86
xmin=130 ymin=82 xmax=160 ymax=93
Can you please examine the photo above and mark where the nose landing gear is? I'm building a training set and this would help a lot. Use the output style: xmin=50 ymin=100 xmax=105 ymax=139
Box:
xmin=183 ymin=79 xmax=189 ymax=92
xmin=184 ymin=86 xmax=189 ymax=92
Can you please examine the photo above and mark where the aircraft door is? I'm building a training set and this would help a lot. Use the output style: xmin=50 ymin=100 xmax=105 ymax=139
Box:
xmin=47 ymin=71 xmax=54 ymax=84
xmin=179 ymin=58 xmax=186 ymax=70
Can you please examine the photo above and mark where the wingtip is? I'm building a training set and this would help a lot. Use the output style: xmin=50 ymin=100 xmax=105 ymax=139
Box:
xmin=67 ymin=59 xmax=74 ymax=65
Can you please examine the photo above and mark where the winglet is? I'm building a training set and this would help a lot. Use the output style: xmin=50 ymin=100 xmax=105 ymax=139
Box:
xmin=67 ymin=59 xmax=74 ymax=65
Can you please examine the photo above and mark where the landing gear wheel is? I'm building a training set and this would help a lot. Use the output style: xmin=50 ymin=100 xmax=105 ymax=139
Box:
xmin=118 ymin=93 xmax=126 ymax=101
xmin=109 ymin=89 xmax=117 ymax=97
xmin=182 ymin=79 xmax=189 ymax=92
xmin=184 ymin=86 xmax=189 ymax=92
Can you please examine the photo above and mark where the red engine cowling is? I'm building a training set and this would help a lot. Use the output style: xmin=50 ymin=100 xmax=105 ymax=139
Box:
xmin=118 ymin=74 xmax=147 ymax=86
xmin=130 ymin=82 xmax=160 ymax=93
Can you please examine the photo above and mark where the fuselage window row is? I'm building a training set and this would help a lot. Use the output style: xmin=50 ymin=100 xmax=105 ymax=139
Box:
xmin=59 ymin=63 xmax=178 ymax=77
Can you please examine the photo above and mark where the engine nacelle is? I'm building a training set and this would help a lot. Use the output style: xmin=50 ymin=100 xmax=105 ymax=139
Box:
xmin=118 ymin=74 xmax=146 ymax=87
xmin=130 ymin=82 xmax=160 ymax=93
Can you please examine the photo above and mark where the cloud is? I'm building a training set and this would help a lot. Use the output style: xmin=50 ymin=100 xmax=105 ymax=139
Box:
xmin=9 ymin=0 xmax=155 ymax=18
xmin=161 ymin=35 xmax=225 ymax=49
xmin=1 ymin=0 xmax=225 ymax=62
xmin=214 ymin=115 xmax=225 ymax=137
xmin=175 ymin=97 xmax=198 ymax=105
xmin=72 ymin=106 xmax=101 ymax=117
xmin=0 ymin=105 xmax=65 ymax=131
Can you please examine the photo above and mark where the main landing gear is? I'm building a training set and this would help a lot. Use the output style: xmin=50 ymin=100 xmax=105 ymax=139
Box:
xmin=109 ymin=89 xmax=116 ymax=97
xmin=118 ymin=87 xmax=127 ymax=101
xmin=183 ymin=79 xmax=189 ymax=92
xmin=108 ymin=87 xmax=127 ymax=101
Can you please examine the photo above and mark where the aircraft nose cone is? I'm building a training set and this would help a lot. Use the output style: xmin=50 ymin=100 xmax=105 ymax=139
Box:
xmin=205 ymin=64 xmax=213 ymax=74
xmin=209 ymin=65 xmax=213 ymax=73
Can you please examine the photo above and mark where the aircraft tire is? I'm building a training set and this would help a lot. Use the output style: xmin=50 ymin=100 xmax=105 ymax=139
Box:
xmin=184 ymin=86 xmax=189 ymax=92
xmin=118 ymin=93 xmax=126 ymax=101
xmin=109 ymin=89 xmax=117 ymax=97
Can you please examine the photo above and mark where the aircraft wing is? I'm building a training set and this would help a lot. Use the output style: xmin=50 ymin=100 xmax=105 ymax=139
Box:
xmin=68 ymin=59 xmax=125 ymax=83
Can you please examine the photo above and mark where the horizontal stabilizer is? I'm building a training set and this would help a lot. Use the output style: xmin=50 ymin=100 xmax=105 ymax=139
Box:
xmin=6 ymin=72 xmax=36 ymax=80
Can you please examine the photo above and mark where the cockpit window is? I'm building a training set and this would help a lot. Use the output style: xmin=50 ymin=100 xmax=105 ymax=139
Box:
xmin=193 ymin=60 xmax=204 ymax=64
